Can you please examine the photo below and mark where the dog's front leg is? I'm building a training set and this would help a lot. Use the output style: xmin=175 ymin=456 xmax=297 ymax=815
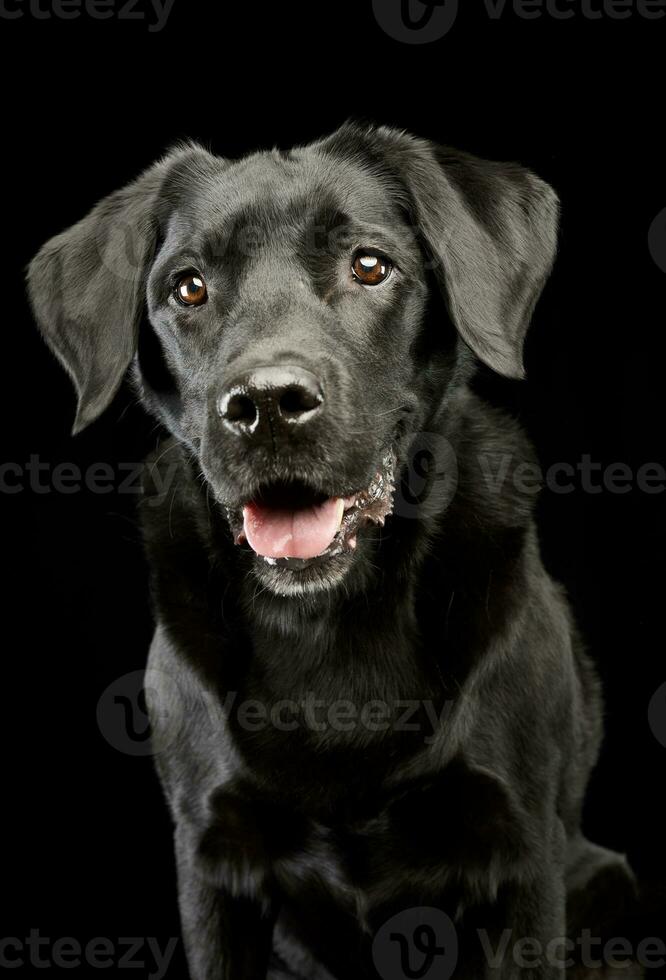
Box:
xmin=468 ymin=873 xmax=567 ymax=980
xmin=175 ymin=823 xmax=275 ymax=980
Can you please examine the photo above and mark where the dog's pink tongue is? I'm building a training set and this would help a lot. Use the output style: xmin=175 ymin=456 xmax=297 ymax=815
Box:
xmin=243 ymin=498 xmax=344 ymax=560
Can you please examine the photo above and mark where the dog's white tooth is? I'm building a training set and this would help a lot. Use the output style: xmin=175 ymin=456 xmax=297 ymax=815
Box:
xmin=235 ymin=530 xmax=247 ymax=545
xmin=335 ymin=497 xmax=345 ymax=529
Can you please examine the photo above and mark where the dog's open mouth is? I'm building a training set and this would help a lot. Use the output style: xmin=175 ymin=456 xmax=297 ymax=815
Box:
xmin=227 ymin=450 xmax=396 ymax=572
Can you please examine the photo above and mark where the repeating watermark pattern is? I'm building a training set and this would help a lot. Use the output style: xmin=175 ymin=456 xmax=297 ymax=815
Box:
xmin=373 ymin=907 xmax=458 ymax=979
xmin=373 ymin=0 xmax=666 ymax=42
xmin=97 ymin=666 xmax=457 ymax=756
xmin=0 ymin=0 xmax=176 ymax=31
xmin=480 ymin=927 xmax=666 ymax=970
xmin=4 ymin=451 xmax=666 ymax=500
xmin=0 ymin=457 xmax=145 ymax=496
xmin=87 ymin=214 xmax=451 ymax=286
xmin=372 ymin=0 xmax=459 ymax=43
xmin=373 ymin=910 xmax=666 ymax=973
xmin=0 ymin=932 xmax=178 ymax=978
xmin=648 ymin=681 xmax=666 ymax=749
xmin=93 ymin=668 xmax=666 ymax=759
xmin=648 ymin=207 xmax=666 ymax=273
xmin=483 ymin=0 xmax=666 ymax=19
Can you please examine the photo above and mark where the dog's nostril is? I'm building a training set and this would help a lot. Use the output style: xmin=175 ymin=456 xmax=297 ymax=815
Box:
xmin=222 ymin=393 xmax=257 ymax=427
xmin=219 ymin=367 xmax=324 ymax=437
xmin=279 ymin=385 xmax=322 ymax=419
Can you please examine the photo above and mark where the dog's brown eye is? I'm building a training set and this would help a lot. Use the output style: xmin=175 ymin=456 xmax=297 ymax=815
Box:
xmin=351 ymin=253 xmax=392 ymax=286
xmin=175 ymin=273 xmax=207 ymax=307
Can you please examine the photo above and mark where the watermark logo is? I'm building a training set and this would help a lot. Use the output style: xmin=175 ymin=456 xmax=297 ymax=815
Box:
xmin=648 ymin=207 xmax=666 ymax=274
xmin=372 ymin=911 xmax=666 ymax=974
xmin=96 ymin=668 xmax=185 ymax=757
xmin=372 ymin=0 xmax=459 ymax=43
xmin=97 ymin=676 xmax=456 ymax=757
xmin=373 ymin=0 xmax=666 ymax=43
xmin=372 ymin=907 xmax=458 ymax=980
xmin=648 ymin=681 xmax=666 ymax=748
xmin=394 ymin=432 xmax=459 ymax=520
xmin=0 ymin=931 xmax=178 ymax=979
xmin=0 ymin=0 xmax=176 ymax=32
xmin=6 ymin=450 xmax=666 ymax=502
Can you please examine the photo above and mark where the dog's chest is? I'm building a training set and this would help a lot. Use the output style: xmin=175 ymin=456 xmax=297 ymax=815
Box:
xmin=273 ymin=821 xmax=363 ymax=913
xmin=224 ymin=618 xmax=447 ymax=778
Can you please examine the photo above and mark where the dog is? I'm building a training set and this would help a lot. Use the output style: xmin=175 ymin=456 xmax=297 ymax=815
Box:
xmin=28 ymin=123 xmax=637 ymax=979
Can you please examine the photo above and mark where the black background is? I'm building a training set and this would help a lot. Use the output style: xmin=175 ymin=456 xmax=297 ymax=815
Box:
xmin=2 ymin=0 xmax=666 ymax=969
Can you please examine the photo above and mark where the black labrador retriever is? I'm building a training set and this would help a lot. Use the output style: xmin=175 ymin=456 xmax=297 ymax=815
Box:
xmin=28 ymin=124 xmax=636 ymax=979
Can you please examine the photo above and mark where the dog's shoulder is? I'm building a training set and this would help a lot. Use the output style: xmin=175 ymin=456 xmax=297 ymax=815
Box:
xmin=139 ymin=436 xmax=229 ymax=608
xmin=450 ymin=387 xmax=541 ymax=531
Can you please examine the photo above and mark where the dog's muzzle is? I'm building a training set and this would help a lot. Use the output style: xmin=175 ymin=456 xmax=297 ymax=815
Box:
xmin=225 ymin=449 xmax=397 ymax=570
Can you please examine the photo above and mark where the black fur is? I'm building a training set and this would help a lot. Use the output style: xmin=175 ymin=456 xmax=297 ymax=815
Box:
xmin=27 ymin=123 xmax=636 ymax=978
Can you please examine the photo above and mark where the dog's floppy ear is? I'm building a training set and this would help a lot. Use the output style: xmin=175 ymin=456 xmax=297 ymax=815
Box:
xmin=376 ymin=127 xmax=559 ymax=379
xmin=27 ymin=144 xmax=218 ymax=434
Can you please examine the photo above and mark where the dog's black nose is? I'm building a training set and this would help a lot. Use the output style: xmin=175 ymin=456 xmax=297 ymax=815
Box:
xmin=218 ymin=366 xmax=324 ymax=437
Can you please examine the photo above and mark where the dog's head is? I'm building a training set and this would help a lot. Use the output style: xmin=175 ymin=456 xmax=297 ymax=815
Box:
xmin=27 ymin=123 xmax=558 ymax=596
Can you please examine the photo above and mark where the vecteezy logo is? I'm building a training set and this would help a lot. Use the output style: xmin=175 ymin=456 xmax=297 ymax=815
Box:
xmin=393 ymin=431 xmax=459 ymax=521
xmin=96 ymin=667 xmax=184 ymax=757
xmin=648 ymin=682 xmax=666 ymax=748
xmin=372 ymin=907 xmax=458 ymax=980
xmin=372 ymin=0 xmax=459 ymax=44
xmin=648 ymin=208 xmax=666 ymax=274
xmin=401 ymin=0 xmax=443 ymax=29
